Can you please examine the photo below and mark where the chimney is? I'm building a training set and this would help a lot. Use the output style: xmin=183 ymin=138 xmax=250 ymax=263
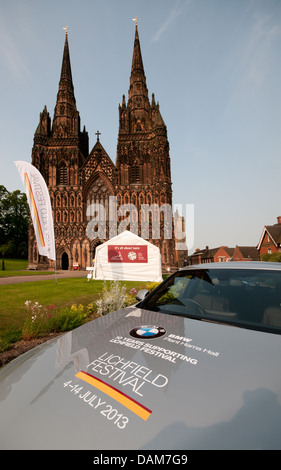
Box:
xmin=277 ymin=217 xmax=281 ymax=224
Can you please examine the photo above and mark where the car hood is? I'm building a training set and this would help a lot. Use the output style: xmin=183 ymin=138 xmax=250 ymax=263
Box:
xmin=1 ymin=306 xmax=281 ymax=450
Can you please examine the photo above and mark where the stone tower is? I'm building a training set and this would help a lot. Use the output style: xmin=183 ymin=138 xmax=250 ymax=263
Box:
xmin=30 ymin=31 xmax=89 ymax=270
xmin=116 ymin=23 xmax=175 ymax=267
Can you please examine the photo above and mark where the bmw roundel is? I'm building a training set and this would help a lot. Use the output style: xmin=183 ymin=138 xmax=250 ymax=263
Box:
xmin=130 ymin=325 xmax=166 ymax=339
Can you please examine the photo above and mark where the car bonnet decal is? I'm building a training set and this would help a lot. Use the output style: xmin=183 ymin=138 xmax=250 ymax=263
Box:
xmin=130 ymin=325 xmax=166 ymax=339
xmin=75 ymin=370 xmax=152 ymax=421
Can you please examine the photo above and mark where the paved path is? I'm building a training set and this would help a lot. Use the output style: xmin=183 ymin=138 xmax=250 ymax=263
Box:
xmin=0 ymin=270 xmax=88 ymax=285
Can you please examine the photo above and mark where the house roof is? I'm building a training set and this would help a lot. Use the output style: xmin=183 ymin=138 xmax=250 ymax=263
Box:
xmin=202 ymin=247 xmax=234 ymax=260
xmin=235 ymin=246 xmax=259 ymax=260
xmin=266 ymin=225 xmax=281 ymax=245
xmin=257 ymin=223 xmax=281 ymax=249
xmin=189 ymin=248 xmax=206 ymax=257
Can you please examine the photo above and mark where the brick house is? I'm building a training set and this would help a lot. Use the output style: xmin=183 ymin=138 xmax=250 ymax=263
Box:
xmin=232 ymin=246 xmax=259 ymax=261
xmin=202 ymin=246 xmax=234 ymax=263
xmin=257 ymin=217 xmax=281 ymax=257
xmin=188 ymin=247 xmax=207 ymax=265
xmin=188 ymin=246 xmax=234 ymax=265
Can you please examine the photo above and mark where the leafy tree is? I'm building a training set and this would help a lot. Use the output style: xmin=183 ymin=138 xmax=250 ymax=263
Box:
xmin=269 ymin=252 xmax=281 ymax=263
xmin=260 ymin=253 xmax=271 ymax=262
xmin=261 ymin=252 xmax=281 ymax=263
xmin=0 ymin=185 xmax=30 ymax=258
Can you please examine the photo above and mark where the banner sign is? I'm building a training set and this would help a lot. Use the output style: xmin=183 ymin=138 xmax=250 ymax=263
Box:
xmin=14 ymin=161 xmax=56 ymax=261
xmin=108 ymin=245 xmax=148 ymax=263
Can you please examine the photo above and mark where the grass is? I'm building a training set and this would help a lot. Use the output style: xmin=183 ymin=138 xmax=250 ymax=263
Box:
xmin=0 ymin=275 xmax=150 ymax=353
xmin=0 ymin=259 xmax=52 ymax=277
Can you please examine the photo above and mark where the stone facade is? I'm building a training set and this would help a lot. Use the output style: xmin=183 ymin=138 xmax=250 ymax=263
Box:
xmin=28 ymin=26 xmax=186 ymax=271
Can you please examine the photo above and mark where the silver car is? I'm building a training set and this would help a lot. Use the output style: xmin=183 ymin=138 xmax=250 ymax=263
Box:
xmin=1 ymin=262 xmax=281 ymax=450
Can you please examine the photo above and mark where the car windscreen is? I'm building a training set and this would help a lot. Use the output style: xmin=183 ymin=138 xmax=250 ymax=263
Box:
xmin=140 ymin=268 xmax=281 ymax=334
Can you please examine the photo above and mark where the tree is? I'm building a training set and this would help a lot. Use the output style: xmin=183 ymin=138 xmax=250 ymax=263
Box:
xmin=261 ymin=252 xmax=281 ymax=263
xmin=0 ymin=185 xmax=30 ymax=258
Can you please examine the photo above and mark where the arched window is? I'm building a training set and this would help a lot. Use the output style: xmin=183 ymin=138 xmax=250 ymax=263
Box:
xmin=58 ymin=163 xmax=67 ymax=185
xmin=86 ymin=176 xmax=113 ymax=239
xmin=130 ymin=164 xmax=140 ymax=183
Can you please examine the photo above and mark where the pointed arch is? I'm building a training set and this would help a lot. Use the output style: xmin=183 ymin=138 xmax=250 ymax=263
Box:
xmin=84 ymin=171 xmax=115 ymax=197
xmin=84 ymin=173 xmax=114 ymax=243
xmin=57 ymin=161 xmax=68 ymax=185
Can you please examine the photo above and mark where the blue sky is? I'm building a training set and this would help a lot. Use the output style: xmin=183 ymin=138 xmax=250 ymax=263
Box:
xmin=1 ymin=0 xmax=281 ymax=253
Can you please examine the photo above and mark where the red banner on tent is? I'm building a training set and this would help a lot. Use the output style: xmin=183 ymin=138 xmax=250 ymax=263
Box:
xmin=108 ymin=245 xmax=148 ymax=263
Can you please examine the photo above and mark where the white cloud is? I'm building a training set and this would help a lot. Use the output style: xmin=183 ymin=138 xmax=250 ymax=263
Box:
xmin=243 ymin=15 xmax=281 ymax=88
xmin=152 ymin=0 xmax=191 ymax=42
xmin=0 ymin=9 xmax=32 ymax=81
xmin=221 ymin=9 xmax=281 ymax=122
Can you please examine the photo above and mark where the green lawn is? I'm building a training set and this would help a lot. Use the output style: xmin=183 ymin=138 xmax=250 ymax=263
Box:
xmin=0 ymin=275 xmax=149 ymax=352
xmin=0 ymin=259 xmax=159 ymax=353
xmin=0 ymin=259 xmax=52 ymax=277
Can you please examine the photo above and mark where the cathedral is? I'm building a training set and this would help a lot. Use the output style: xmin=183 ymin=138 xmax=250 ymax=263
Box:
xmin=29 ymin=24 xmax=186 ymax=271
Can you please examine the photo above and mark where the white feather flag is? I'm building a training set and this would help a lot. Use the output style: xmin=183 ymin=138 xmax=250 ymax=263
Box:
xmin=14 ymin=161 xmax=56 ymax=261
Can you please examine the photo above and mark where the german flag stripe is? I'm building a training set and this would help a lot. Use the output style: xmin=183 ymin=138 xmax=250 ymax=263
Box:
xmin=75 ymin=370 xmax=152 ymax=421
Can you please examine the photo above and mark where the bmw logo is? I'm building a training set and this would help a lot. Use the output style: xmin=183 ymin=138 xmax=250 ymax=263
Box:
xmin=130 ymin=326 xmax=166 ymax=339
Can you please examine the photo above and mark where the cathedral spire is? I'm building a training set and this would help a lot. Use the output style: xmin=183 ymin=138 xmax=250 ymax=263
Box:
xmin=128 ymin=21 xmax=149 ymax=109
xmin=59 ymin=27 xmax=74 ymax=94
xmin=52 ymin=28 xmax=79 ymax=137
xmin=131 ymin=20 xmax=144 ymax=77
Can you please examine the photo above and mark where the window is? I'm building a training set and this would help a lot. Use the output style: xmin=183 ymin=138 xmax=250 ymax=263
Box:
xmin=58 ymin=163 xmax=67 ymax=185
xmin=140 ymin=268 xmax=281 ymax=334
xmin=130 ymin=165 xmax=140 ymax=183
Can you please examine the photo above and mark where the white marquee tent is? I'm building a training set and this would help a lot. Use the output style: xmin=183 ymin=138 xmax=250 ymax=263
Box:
xmin=92 ymin=231 xmax=163 ymax=282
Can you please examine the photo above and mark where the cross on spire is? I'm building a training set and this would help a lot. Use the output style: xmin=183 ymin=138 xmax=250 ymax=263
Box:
xmin=63 ymin=26 xmax=69 ymax=36
xmin=132 ymin=17 xmax=139 ymax=26
xmin=95 ymin=130 xmax=101 ymax=141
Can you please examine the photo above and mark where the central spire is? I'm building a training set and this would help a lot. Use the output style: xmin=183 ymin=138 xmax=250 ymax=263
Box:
xmin=59 ymin=28 xmax=75 ymax=94
xmin=130 ymin=21 xmax=144 ymax=77
xmin=128 ymin=22 xmax=149 ymax=110
xmin=52 ymin=29 xmax=80 ymax=138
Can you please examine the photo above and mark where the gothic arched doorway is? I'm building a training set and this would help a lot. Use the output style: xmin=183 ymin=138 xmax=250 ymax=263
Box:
xmin=91 ymin=240 xmax=103 ymax=264
xmin=62 ymin=252 xmax=69 ymax=270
